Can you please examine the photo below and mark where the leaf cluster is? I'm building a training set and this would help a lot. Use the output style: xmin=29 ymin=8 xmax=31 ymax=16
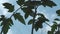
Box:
xmin=0 ymin=0 xmax=57 ymax=34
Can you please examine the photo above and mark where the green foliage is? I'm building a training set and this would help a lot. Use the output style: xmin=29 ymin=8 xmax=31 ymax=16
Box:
xmin=41 ymin=0 xmax=56 ymax=7
xmin=0 ymin=15 xmax=13 ymax=34
xmin=34 ymin=16 xmax=49 ymax=31
xmin=48 ymin=31 xmax=53 ymax=34
xmin=23 ymin=0 xmax=56 ymax=8
xmin=21 ymin=8 xmax=31 ymax=19
xmin=48 ymin=9 xmax=60 ymax=34
xmin=3 ymin=3 xmax=14 ymax=12
xmin=16 ymin=0 xmax=25 ymax=6
xmin=54 ymin=18 xmax=60 ymax=21
xmin=24 ymin=1 xmax=41 ymax=6
xmin=13 ymin=13 xmax=26 ymax=25
xmin=21 ymin=7 xmax=34 ymax=17
xmin=56 ymin=10 xmax=60 ymax=16
xmin=32 ymin=13 xmax=49 ymax=31
xmin=0 ymin=0 xmax=58 ymax=34
xmin=51 ymin=22 xmax=57 ymax=32
xmin=48 ymin=22 xmax=57 ymax=34
xmin=27 ymin=13 xmax=49 ymax=31
xmin=25 ymin=13 xmax=29 ymax=19
xmin=37 ymin=13 xmax=49 ymax=21
xmin=28 ymin=19 xmax=33 ymax=25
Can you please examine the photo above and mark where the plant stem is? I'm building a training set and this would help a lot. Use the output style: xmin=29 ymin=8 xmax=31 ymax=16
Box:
xmin=10 ymin=7 xmax=21 ymax=18
xmin=31 ymin=6 xmax=37 ymax=34
xmin=45 ymin=22 xmax=51 ymax=27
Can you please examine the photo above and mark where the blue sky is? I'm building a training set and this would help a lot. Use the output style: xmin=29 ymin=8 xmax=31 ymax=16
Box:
xmin=0 ymin=0 xmax=60 ymax=34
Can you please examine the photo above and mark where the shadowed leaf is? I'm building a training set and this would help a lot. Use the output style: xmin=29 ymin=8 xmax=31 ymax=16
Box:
xmin=1 ymin=18 xmax=13 ymax=34
xmin=48 ymin=22 xmax=57 ymax=34
xmin=37 ymin=13 xmax=49 ymax=22
xmin=13 ymin=13 xmax=25 ymax=25
xmin=51 ymin=22 xmax=57 ymax=31
xmin=24 ymin=1 xmax=41 ymax=6
xmin=3 ymin=3 xmax=14 ymax=12
xmin=56 ymin=10 xmax=60 ymax=16
xmin=41 ymin=0 xmax=56 ymax=7
xmin=54 ymin=18 xmax=60 ymax=21
xmin=25 ymin=13 xmax=29 ymax=19
xmin=34 ymin=21 xmax=42 ymax=31
xmin=34 ymin=14 xmax=49 ymax=31
xmin=21 ymin=8 xmax=34 ymax=17
xmin=16 ymin=0 xmax=25 ymax=6
xmin=28 ymin=19 xmax=33 ymax=25
xmin=48 ymin=31 xmax=53 ymax=34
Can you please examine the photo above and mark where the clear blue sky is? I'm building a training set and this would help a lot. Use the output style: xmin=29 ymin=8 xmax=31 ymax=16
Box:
xmin=0 ymin=0 xmax=60 ymax=34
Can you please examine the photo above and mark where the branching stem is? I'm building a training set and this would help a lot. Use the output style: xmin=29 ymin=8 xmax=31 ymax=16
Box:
xmin=31 ymin=6 xmax=37 ymax=34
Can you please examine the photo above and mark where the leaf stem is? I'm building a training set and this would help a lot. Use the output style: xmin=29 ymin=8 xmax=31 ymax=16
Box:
xmin=45 ymin=22 xmax=51 ymax=27
xmin=10 ymin=7 xmax=21 ymax=18
xmin=31 ymin=6 xmax=37 ymax=34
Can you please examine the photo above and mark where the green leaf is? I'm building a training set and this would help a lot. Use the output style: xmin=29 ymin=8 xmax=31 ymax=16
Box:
xmin=1 ymin=18 xmax=13 ymax=34
xmin=24 ymin=1 xmax=41 ymax=6
xmin=13 ymin=13 xmax=25 ymax=25
xmin=2 ymin=24 xmax=10 ymax=34
xmin=34 ymin=26 xmax=39 ymax=31
xmin=41 ymin=0 xmax=56 ymax=7
xmin=7 ymin=18 xmax=14 ymax=26
xmin=24 ymin=0 xmax=56 ymax=8
xmin=36 ymin=19 xmax=43 ymax=28
xmin=0 ymin=15 xmax=5 ymax=20
xmin=34 ymin=17 xmax=43 ymax=31
xmin=34 ymin=21 xmax=42 ymax=31
xmin=25 ymin=13 xmax=29 ymax=19
xmin=21 ymin=8 xmax=33 ymax=14
xmin=34 ymin=15 xmax=49 ymax=31
xmin=48 ymin=22 xmax=57 ymax=34
xmin=48 ymin=31 xmax=53 ymax=34
xmin=3 ymin=3 xmax=14 ymax=12
xmin=28 ymin=19 xmax=33 ymax=25
xmin=51 ymin=23 xmax=57 ymax=32
xmin=21 ymin=8 xmax=34 ymax=17
xmin=54 ymin=18 xmax=60 ymax=21
xmin=56 ymin=10 xmax=60 ymax=16
xmin=27 ymin=6 xmax=34 ymax=9
xmin=37 ymin=13 xmax=49 ymax=22
xmin=16 ymin=0 xmax=25 ymax=6
xmin=0 ymin=18 xmax=2 ymax=21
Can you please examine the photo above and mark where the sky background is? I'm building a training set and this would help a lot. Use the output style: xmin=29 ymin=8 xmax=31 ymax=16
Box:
xmin=0 ymin=0 xmax=60 ymax=34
